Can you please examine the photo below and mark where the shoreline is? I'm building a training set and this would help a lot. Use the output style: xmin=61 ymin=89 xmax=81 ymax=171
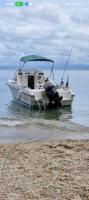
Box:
xmin=0 ymin=140 xmax=89 ymax=200
xmin=0 ymin=119 xmax=89 ymax=144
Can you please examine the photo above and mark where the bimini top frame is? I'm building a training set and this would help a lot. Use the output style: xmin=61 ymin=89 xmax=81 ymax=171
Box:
xmin=20 ymin=55 xmax=54 ymax=72
xmin=20 ymin=55 xmax=54 ymax=63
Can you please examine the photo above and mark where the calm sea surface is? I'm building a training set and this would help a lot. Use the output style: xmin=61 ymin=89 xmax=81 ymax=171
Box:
xmin=0 ymin=68 xmax=89 ymax=128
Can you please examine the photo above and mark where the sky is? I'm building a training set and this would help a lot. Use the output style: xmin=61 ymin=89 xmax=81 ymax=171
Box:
xmin=0 ymin=0 xmax=89 ymax=67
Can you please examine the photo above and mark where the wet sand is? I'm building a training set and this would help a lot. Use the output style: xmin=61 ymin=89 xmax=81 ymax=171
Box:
xmin=0 ymin=141 xmax=89 ymax=200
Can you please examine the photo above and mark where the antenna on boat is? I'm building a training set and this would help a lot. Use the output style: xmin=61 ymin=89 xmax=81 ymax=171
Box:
xmin=60 ymin=48 xmax=72 ymax=85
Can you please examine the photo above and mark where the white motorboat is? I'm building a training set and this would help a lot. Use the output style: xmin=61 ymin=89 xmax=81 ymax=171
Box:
xmin=7 ymin=55 xmax=75 ymax=109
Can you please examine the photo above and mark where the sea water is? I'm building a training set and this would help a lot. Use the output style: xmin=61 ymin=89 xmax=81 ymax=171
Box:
xmin=0 ymin=68 xmax=89 ymax=128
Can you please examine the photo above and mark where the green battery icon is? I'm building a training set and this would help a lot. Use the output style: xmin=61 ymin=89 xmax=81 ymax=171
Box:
xmin=15 ymin=2 xmax=24 ymax=6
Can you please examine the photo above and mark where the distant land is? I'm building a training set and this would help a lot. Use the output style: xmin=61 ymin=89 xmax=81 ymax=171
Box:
xmin=0 ymin=63 xmax=89 ymax=70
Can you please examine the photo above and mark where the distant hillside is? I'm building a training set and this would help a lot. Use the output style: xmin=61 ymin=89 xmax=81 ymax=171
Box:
xmin=55 ymin=63 xmax=89 ymax=70
xmin=0 ymin=63 xmax=89 ymax=70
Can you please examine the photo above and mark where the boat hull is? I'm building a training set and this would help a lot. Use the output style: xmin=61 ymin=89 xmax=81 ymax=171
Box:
xmin=7 ymin=80 xmax=74 ymax=108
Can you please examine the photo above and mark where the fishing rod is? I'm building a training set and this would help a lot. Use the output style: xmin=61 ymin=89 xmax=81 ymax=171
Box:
xmin=60 ymin=48 xmax=72 ymax=84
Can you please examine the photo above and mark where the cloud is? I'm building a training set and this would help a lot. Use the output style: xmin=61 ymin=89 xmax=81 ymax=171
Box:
xmin=0 ymin=0 xmax=89 ymax=66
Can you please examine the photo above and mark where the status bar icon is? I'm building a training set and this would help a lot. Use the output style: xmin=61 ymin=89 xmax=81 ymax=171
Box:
xmin=2 ymin=0 xmax=33 ymax=7
xmin=15 ymin=1 xmax=32 ymax=7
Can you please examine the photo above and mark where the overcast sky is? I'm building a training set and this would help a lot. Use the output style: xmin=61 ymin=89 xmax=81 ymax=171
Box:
xmin=0 ymin=0 xmax=89 ymax=67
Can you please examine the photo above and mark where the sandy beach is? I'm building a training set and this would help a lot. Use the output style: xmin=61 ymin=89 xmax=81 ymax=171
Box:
xmin=0 ymin=140 xmax=89 ymax=200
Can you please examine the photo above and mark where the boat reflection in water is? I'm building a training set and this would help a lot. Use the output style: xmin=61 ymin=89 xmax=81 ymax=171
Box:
xmin=8 ymin=99 xmax=73 ymax=122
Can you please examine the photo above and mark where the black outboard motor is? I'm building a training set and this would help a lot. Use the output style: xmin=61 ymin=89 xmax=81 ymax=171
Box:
xmin=44 ymin=79 xmax=63 ymax=107
xmin=46 ymin=87 xmax=63 ymax=107
xmin=53 ymin=91 xmax=63 ymax=107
